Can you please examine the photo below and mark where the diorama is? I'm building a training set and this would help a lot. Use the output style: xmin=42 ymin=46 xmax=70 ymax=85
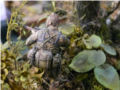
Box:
xmin=1 ymin=1 xmax=120 ymax=90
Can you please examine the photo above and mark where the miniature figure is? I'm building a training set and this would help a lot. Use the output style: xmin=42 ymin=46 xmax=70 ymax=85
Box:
xmin=25 ymin=13 xmax=70 ymax=70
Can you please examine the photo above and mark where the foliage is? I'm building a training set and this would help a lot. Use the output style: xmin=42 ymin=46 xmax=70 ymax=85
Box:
xmin=69 ymin=50 xmax=95 ymax=73
xmin=69 ymin=34 xmax=119 ymax=90
xmin=1 ymin=49 xmax=15 ymax=85
xmin=1 ymin=1 xmax=120 ymax=90
xmin=86 ymin=75 xmax=105 ymax=90
xmin=7 ymin=1 xmax=27 ymax=45
xmin=83 ymin=34 xmax=102 ymax=49
xmin=59 ymin=23 xmax=75 ymax=36
xmin=52 ymin=1 xmax=56 ymax=12
xmin=100 ymin=43 xmax=117 ymax=56
xmin=1 ymin=41 xmax=44 ymax=90
xmin=116 ymin=60 xmax=120 ymax=70
xmin=1 ymin=1 xmax=45 ymax=90
xmin=94 ymin=64 xmax=120 ymax=90
xmin=69 ymin=50 xmax=106 ymax=73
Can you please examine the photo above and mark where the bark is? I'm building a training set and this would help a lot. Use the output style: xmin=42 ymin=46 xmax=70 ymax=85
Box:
xmin=76 ymin=1 xmax=120 ymax=42
xmin=111 ymin=15 xmax=120 ymax=44
xmin=75 ymin=1 xmax=102 ymax=36
xmin=76 ymin=1 xmax=100 ymax=25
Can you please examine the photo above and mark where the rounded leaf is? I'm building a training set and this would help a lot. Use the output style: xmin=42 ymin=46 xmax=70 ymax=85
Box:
xmin=15 ymin=77 xmax=19 ymax=82
xmin=59 ymin=23 xmax=75 ymax=36
xmin=20 ymin=76 xmax=27 ymax=82
xmin=100 ymin=44 xmax=116 ymax=56
xmin=69 ymin=50 xmax=95 ymax=73
xmin=88 ymin=50 xmax=106 ymax=66
xmin=84 ymin=34 xmax=102 ymax=49
xmin=94 ymin=64 xmax=120 ymax=90
xmin=69 ymin=50 xmax=106 ymax=73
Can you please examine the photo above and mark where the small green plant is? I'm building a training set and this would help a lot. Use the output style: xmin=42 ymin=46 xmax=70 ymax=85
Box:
xmin=1 ymin=37 xmax=44 ymax=90
xmin=69 ymin=34 xmax=120 ymax=90
xmin=7 ymin=1 xmax=27 ymax=45
xmin=52 ymin=1 xmax=56 ymax=12
xmin=1 ymin=1 xmax=45 ymax=89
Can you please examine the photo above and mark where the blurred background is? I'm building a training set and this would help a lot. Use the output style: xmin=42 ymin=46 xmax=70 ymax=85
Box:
xmin=1 ymin=1 xmax=75 ymax=43
xmin=1 ymin=1 xmax=120 ymax=44
xmin=1 ymin=1 xmax=120 ymax=90
xmin=0 ymin=0 xmax=120 ymax=43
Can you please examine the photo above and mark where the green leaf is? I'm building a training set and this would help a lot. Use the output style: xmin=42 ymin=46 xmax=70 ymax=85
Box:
xmin=69 ymin=50 xmax=106 ymax=73
xmin=84 ymin=34 xmax=102 ymax=49
xmin=4 ymin=69 xmax=8 ymax=76
xmin=69 ymin=50 xmax=94 ymax=73
xmin=88 ymin=50 xmax=106 ymax=66
xmin=12 ymin=70 xmax=19 ymax=75
xmin=1 ymin=42 xmax=9 ymax=50
xmin=20 ymin=76 xmax=27 ymax=82
xmin=1 ymin=63 xmax=6 ymax=69
xmin=31 ymin=71 xmax=44 ymax=80
xmin=94 ymin=64 xmax=120 ymax=90
xmin=2 ymin=83 xmax=11 ymax=90
xmin=11 ymin=23 xmax=18 ymax=29
xmin=59 ymin=23 xmax=75 ymax=36
xmin=100 ymin=44 xmax=116 ymax=56
xmin=15 ymin=77 xmax=19 ymax=82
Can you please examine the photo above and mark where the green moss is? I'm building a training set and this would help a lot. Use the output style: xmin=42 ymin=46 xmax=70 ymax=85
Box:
xmin=82 ymin=73 xmax=105 ymax=90
xmin=99 ymin=19 xmax=111 ymax=41
xmin=88 ymin=76 xmax=105 ymax=90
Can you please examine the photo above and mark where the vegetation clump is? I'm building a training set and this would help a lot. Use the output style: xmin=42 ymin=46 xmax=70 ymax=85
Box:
xmin=1 ymin=1 xmax=120 ymax=90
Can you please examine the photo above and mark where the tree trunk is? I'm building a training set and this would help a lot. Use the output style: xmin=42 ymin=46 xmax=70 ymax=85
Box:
xmin=76 ymin=1 xmax=100 ymax=25
xmin=76 ymin=1 xmax=110 ymax=40
xmin=76 ymin=1 xmax=120 ymax=43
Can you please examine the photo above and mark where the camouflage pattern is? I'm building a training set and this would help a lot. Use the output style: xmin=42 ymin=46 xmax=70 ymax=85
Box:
xmin=26 ymin=13 xmax=70 ymax=69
